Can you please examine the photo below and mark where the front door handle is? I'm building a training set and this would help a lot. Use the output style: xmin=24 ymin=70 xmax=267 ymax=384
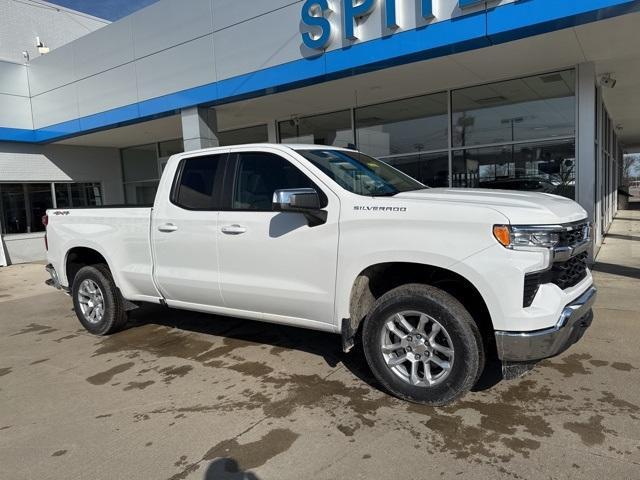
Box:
xmin=221 ymin=224 xmax=247 ymax=235
xmin=158 ymin=223 xmax=178 ymax=233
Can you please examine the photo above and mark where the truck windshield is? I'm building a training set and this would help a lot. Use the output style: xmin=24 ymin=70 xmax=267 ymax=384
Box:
xmin=296 ymin=149 xmax=425 ymax=197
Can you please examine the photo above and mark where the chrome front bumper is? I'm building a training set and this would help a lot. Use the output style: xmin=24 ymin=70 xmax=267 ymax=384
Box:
xmin=495 ymin=286 xmax=597 ymax=362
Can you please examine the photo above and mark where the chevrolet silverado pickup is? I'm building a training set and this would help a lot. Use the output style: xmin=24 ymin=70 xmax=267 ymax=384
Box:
xmin=44 ymin=144 xmax=596 ymax=405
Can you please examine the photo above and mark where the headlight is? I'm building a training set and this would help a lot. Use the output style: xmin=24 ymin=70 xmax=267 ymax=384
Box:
xmin=493 ymin=225 xmax=560 ymax=249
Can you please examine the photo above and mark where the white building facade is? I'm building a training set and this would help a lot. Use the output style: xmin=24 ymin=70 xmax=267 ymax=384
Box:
xmin=1 ymin=0 xmax=638 ymax=263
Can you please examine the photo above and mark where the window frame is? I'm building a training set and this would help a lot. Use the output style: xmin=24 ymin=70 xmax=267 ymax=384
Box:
xmin=169 ymin=153 xmax=229 ymax=211
xmin=223 ymin=151 xmax=328 ymax=212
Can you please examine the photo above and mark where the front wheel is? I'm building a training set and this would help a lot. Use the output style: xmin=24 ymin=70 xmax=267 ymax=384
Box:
xmin=362 ymin=284 xmax=484 ymax=406
xmin=72 ymin=264 xmax=128 ymax=335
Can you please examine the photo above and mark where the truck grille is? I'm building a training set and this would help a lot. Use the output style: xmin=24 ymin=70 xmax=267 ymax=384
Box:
xmin=523 ymin=253 xmax=589 ymax=307
xmin=523 ymin=272 xmax=543 ymax=307
xmin=558 ymin=223 xmax=589 ymax=247
xmin=522 ymin=222 xmax=590 ymax=307
xmin=548 ymin=251 xmax=589 ymax=290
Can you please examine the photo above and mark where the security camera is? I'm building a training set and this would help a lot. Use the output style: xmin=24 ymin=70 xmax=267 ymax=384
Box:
xmin=599 ymin=73 xmax=617 ymax=89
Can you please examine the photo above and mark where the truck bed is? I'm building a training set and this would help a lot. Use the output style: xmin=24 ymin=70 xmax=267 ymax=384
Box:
xmin=45 ymin=206 xmax=160 ymax=302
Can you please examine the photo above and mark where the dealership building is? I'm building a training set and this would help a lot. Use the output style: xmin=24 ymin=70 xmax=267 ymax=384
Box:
xmin=1 ymin=0 xmax=639 ymax=264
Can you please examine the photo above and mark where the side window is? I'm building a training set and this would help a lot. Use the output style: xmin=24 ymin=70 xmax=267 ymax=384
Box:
xmin=232 ymin=152 xmax=325 ymax=211
xmin=173 ymin=154 xmax=225 ymax=210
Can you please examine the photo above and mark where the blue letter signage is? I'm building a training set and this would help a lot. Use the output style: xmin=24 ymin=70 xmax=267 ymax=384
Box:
xmin=301 ymin=0 xmax=332 ymax=50
xmin=343 ymin=0 xmax=376 ymax=40
xmin=301 ymin=0 xmax=519 ymax=50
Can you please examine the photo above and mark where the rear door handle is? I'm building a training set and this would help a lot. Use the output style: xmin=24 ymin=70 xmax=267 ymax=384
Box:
xmin=158 ymin=223 xmax=178 ymax=233
xmin=221 ymin=224 xmax=247 ymax=235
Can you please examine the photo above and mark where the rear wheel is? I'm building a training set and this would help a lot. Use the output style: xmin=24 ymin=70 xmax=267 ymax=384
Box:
xmin=72 ymin=264 xmax=127 ymax=335
xmin=362 ymin=284 xmax=484 ymax=406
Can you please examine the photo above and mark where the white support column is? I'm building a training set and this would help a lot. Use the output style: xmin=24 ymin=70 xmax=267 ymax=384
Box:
xmin=181 ymin=106 xmax=219 ymax=151
xmin=267 ymin=120 xmax=278 ymax=143
xmin=576 ymin=63 xmax=597 ymax=228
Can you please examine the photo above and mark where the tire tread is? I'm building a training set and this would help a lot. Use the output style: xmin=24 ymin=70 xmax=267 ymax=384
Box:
xmin=362 ymin=283 xmax=484 ymax=406
xmin=72 ymin=264 xmax=127 ymax=336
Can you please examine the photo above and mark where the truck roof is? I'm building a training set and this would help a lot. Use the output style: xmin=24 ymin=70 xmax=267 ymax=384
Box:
xmin=175 ymin=143 xmax=355 ymax=157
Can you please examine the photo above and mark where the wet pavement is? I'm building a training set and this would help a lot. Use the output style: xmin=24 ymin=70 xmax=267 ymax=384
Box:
xmin=1 ymin=211 xmax=639 ymax=480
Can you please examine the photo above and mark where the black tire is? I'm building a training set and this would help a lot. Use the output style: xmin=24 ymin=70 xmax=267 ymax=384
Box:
xmin=362 ymin=283 xmax=484 ymax=406
xmin=71 ymin=264 xmax=128 ymax=335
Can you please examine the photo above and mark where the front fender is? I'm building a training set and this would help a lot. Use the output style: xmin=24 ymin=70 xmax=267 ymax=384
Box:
xmin=335 ymin=249 xmax=478 ymax=329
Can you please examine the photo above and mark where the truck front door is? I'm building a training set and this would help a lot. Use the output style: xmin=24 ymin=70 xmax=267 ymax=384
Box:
xmin=217 ymin=149 xmax=339 ymax=328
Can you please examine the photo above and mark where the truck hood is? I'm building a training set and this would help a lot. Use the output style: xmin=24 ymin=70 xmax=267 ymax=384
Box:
xmin=394 ymin=188 xmax=588 ymax=225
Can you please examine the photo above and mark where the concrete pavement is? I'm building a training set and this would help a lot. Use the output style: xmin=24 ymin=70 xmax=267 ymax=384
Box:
xmin=0 ymin=212 xmax=639 ymax=480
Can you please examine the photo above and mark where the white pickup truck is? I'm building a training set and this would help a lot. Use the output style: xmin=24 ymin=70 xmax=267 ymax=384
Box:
xmin=44 ymin=144 xmax=596 ymax=405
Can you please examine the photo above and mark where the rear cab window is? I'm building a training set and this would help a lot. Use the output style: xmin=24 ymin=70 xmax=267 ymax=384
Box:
xmin=171 ymin=154 xmax=227 ymax=210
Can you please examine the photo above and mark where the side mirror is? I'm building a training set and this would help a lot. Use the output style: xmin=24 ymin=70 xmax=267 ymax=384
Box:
xmin=273 ymin=188 xmax=327 ymax=227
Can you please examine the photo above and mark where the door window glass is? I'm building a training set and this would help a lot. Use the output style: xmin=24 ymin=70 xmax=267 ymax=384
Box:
xmin=232 ymin=152 xmax=320 ymax=211
xmin=173 ymin=155 xmax=225 ymax=210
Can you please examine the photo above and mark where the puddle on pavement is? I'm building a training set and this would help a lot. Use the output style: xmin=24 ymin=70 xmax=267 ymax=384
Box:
xmin=610 ymin=362 xmax=636 ymax=371
xmin=10 ymin=323 xmax=57 ymax=336
xmin=563 ymin=414 xmax=616 ymax=446
xmin=55 ymin=315 xmax=639 ymax=474
xmin=86 ymin=362 xmax=134 ymax=385
xmin=124 ymin=380 xmax=155 ymax=391
xmin=54 ymin=334 xmax=79 ymax=343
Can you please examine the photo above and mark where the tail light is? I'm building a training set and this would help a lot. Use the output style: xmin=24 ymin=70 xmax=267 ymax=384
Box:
xmin=42 ymin=214 xmax=48 ymax=251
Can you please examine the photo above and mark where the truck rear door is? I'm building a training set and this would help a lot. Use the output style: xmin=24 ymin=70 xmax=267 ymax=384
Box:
xmin=151 ymin=151 xmax=228 ymax=307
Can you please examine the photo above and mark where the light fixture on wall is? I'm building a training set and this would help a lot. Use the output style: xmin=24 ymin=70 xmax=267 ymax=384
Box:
xmin=599 ymin=73 xmax=617 ymax=89
xmin=36 ymin=37 xmax=50 ymax=55
xmin=22 ymin=51 xmax=30 ymax=62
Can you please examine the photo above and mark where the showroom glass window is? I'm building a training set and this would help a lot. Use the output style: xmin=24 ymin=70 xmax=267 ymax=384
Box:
xmin=158 ymin=139 xmax=184 ymax=159
xmin=450 ymin=70 xmax=577 ymax=198
xmin=355 ymin=92 xmax=449 ymax=187
xmin=121 ymin=143 xmax=162 ymax=205
xmin=0 ymin=183 xmax=102 ymax=234
xmin=279 ymin=110 xmax=353 ymax=148
xmin=452 ymin=140 xmax=576 ymax=198
xmin=54 ymin=183 xmax=103 ymax=208
xmin=121 ymin=139 xmax=185 ymax=204
xmin=218 ymin=125 xmax=268 ymax=146
xmin=0 ymin=184 xmax=51 ymax=234
xmin=452 ymin=70 xmax=576 ymax=147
